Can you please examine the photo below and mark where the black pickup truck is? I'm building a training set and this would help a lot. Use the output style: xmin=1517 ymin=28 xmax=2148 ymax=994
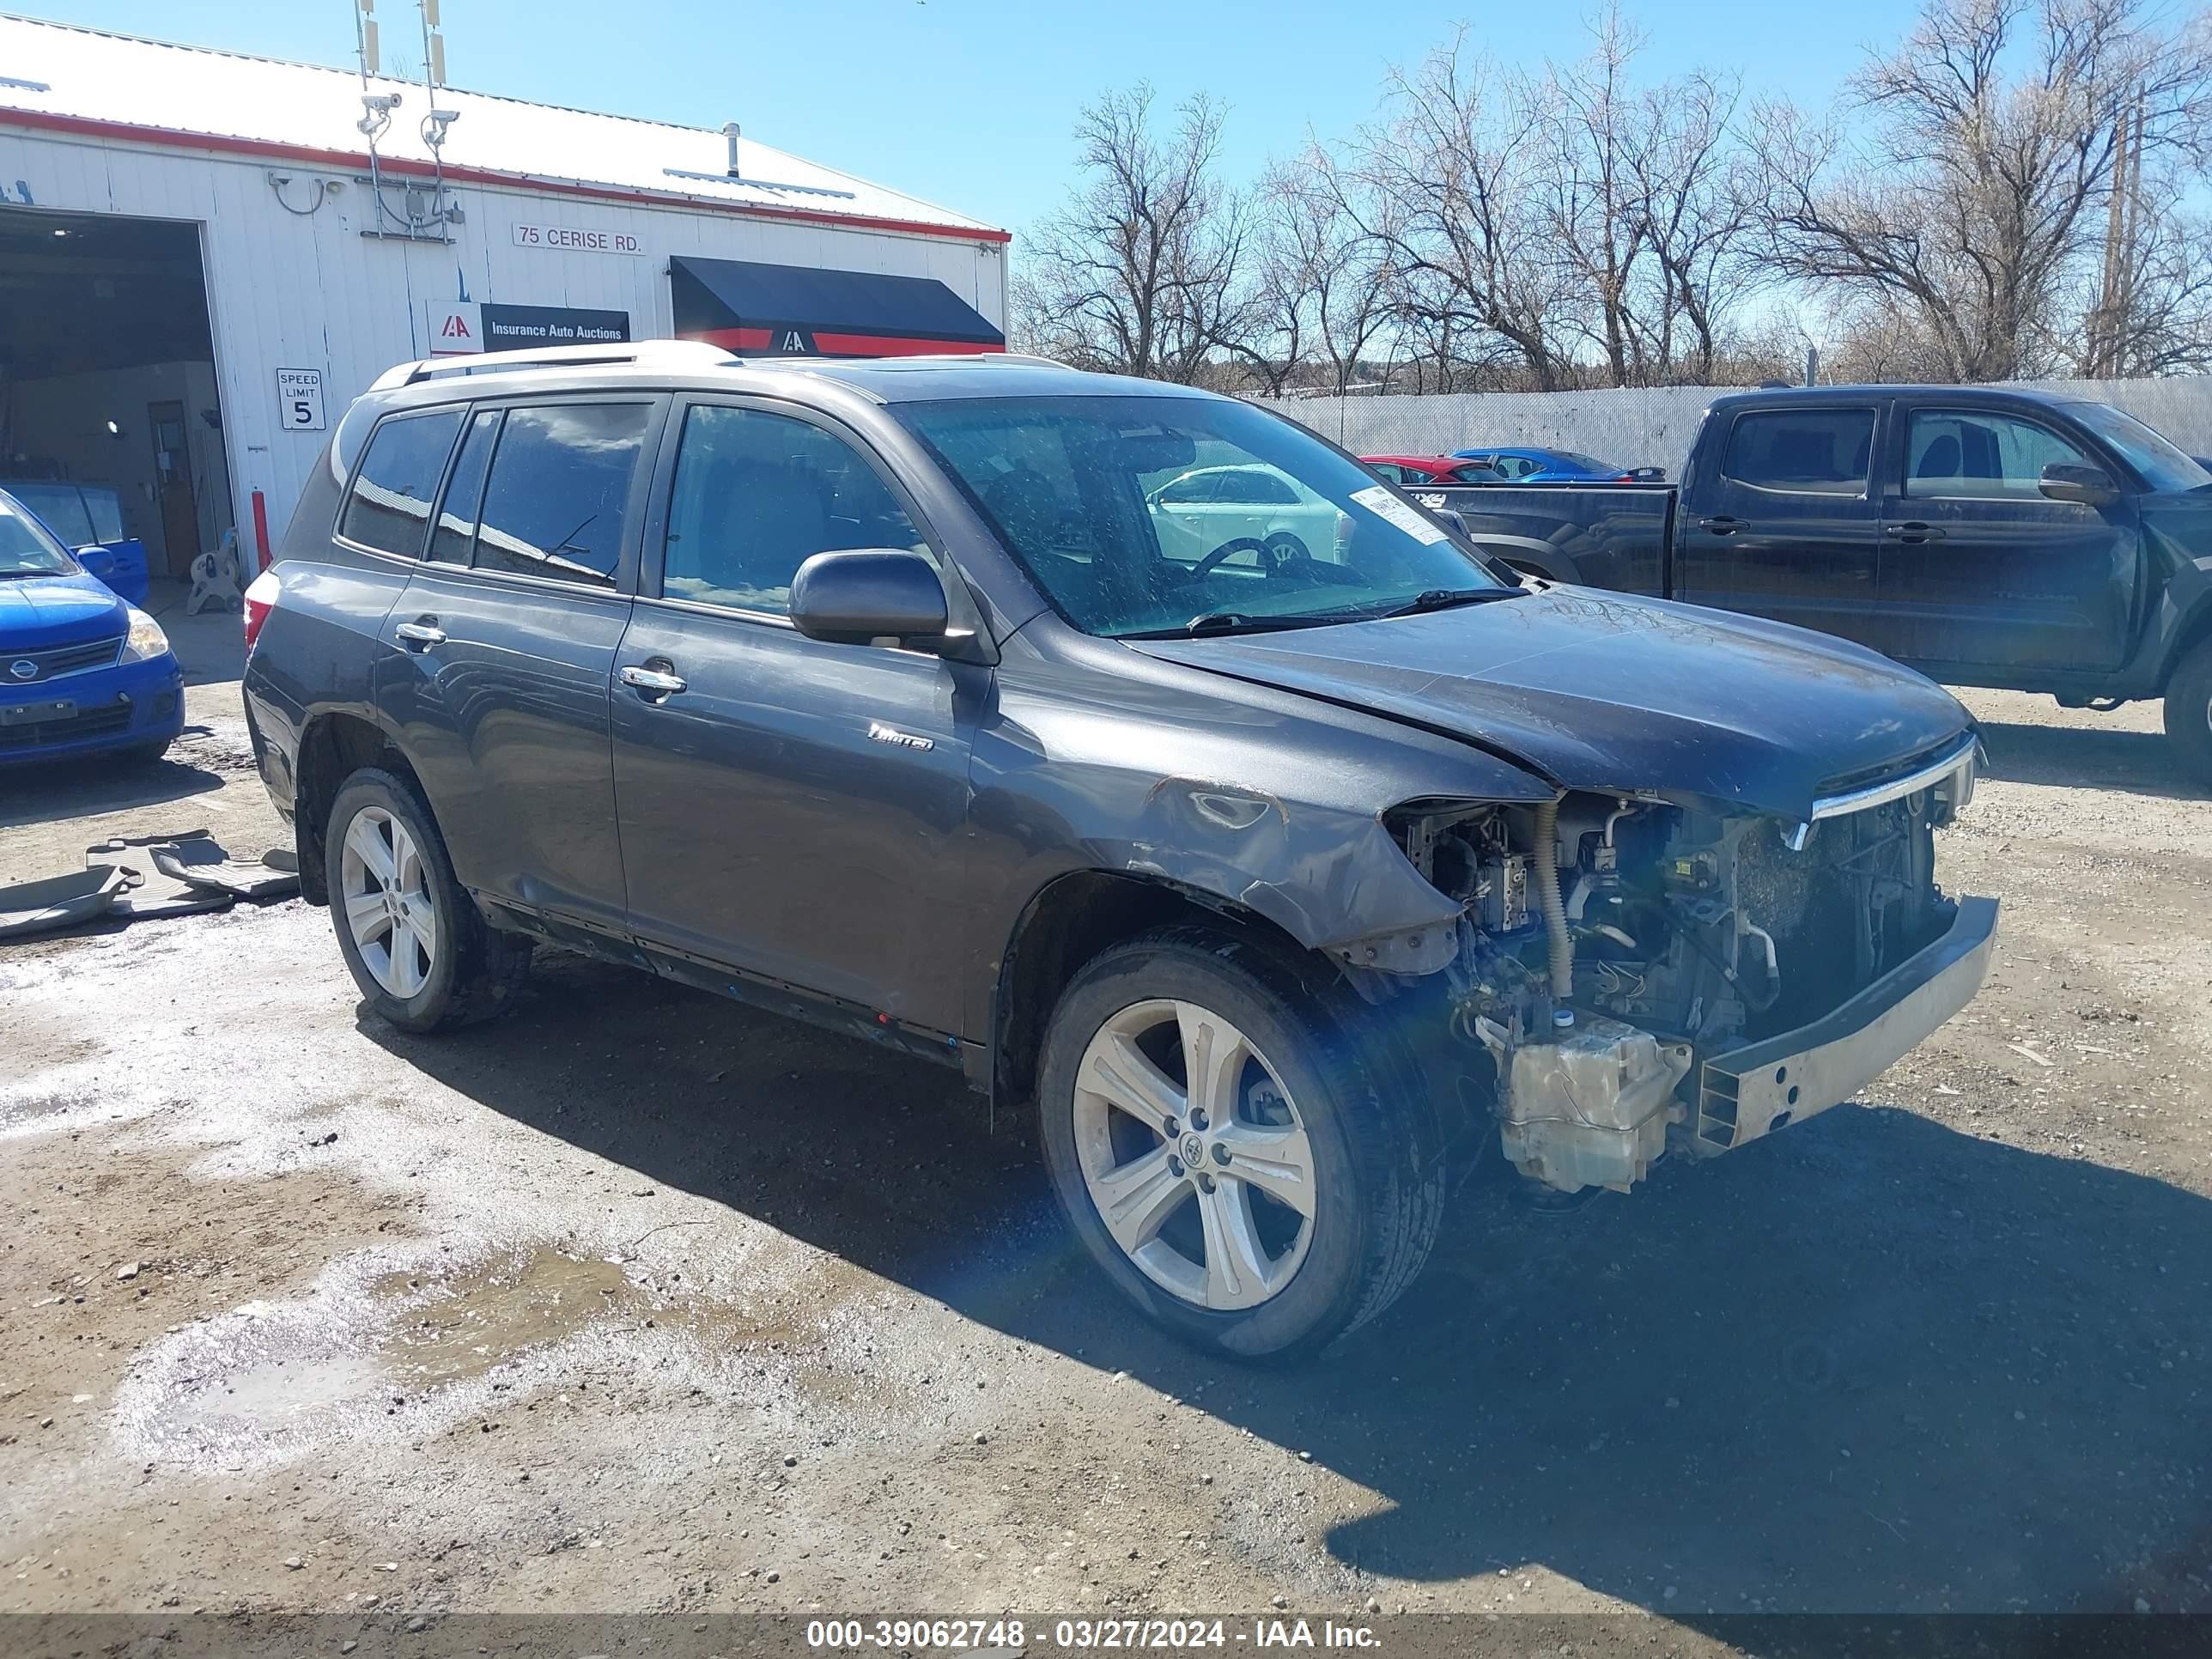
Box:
xmin=1409 ymin=386 xmax=2212 ymax=780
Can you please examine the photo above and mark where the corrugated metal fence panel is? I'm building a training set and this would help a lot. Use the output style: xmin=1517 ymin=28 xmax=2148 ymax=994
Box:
xmin=1261 ymin=379 xmax=2212 ymax=476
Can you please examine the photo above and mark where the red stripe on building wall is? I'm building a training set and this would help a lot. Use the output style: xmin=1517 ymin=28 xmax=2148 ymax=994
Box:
xmin=0 ymin=107 xmax=1013 ymax=245
xmin=692 ymin=327 xmax=1003 ymax=357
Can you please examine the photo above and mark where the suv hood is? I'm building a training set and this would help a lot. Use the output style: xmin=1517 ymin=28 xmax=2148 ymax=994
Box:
xmin=1128 ymin=586 xmax=1973 ymax=823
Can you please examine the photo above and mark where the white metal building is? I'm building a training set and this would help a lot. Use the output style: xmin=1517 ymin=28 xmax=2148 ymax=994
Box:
xmin=0 ymin=15 xmax=1009 ymax=577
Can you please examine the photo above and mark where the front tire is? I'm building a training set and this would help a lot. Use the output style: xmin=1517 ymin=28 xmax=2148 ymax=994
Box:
xmin=325 ymin=768 xmax=531 ymax=1034
xmin=1036 ymin=926 xmax=1443 ymax=1361
xmin=2165 ymin=638 xmax=2212 ymax=784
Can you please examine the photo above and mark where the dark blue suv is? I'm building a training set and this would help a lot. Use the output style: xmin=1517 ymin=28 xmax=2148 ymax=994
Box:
xmin=244 ymin=343 xmax=1996 ymax=1358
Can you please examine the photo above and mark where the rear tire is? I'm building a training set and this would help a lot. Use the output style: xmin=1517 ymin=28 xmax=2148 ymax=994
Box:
xmin=1036 ymin=925 xmax=1444 ymax=1362
xmin=325 ymin=768 xmax=531 ymax=1034
xmin=2165 ymin=639 xmax=2212 ymax=785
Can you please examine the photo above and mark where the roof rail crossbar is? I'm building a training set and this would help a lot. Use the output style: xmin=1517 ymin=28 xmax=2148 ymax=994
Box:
xmin=371 ymin=338 xmax=741 ymax=391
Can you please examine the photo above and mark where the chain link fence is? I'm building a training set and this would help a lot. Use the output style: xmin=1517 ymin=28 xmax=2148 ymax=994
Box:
xmin=1256 ymin=378 xmax=2212 ymax=475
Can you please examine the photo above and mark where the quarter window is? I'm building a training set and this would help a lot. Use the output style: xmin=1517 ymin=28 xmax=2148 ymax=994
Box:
xmin=660 ymin=406 xmax=928 ymax=616
xmin=1722 ymin=410 xmax=1877 ymax=496
xmin=473 ymin=403 xmax=653 ymax=586
xmin=1905 ymin=410 xmax=2088 ymax=499
xmin=339 ymin=408 xmax=465 ymax=557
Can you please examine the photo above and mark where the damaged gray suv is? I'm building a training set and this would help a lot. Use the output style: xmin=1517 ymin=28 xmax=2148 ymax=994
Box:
xmin=243 ymin=343 xmax=1996 ymax=1359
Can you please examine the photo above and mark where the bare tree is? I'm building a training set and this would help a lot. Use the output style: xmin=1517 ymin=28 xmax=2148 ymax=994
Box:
xmin=1757 ymin=0 xmax=2212 ymax=381
xmin=1528 ymin=9 xmax=1649 ymax=386
xmin=1012 ymin=86 xmax=1257 ymax=383
xmin=1344 ymin=32 xmax=1571 ymax=390
xmin=1238 ymin=147 xmax=1398 ymax=395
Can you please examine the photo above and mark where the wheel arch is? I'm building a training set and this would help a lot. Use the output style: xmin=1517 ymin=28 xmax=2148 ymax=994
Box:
xmin=1462 ymin=531 xmax=1577 ymax=582
xmin=292 ymin=710 xmax=423 ymax=907
xmin=990 ymin=869 xmax=1324 ymax=1109
xmin=2155 ymin=587 xmax=2212 ymax=690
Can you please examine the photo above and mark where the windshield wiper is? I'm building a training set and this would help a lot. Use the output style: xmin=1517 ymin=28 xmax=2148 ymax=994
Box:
xmin=1123 ymin=611 xmax=1345 ymax=640
xmin=1371 ymin=587 xmax=1522 ymax=619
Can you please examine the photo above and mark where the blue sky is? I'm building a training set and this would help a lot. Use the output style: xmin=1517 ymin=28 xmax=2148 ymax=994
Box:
xmin=26 ymin=0 xmax=1926 ymax=238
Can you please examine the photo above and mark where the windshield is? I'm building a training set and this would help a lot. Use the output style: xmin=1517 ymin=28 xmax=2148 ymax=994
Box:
xmin=897 ymin=393 xmax=1507 ymax=638
xmin=2063 ymin=402 xmax=2212 ymax=494
xmin=0 ymin=494 xmax=78 ymax=578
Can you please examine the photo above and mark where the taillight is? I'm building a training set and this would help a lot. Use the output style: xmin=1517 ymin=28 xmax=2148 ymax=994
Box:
xmin=242 ymin=568 xmax=281 ymax=653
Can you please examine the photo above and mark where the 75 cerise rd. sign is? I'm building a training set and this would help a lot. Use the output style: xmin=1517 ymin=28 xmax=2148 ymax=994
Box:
xmin=512 ymin=223 xmax=643 ymax=256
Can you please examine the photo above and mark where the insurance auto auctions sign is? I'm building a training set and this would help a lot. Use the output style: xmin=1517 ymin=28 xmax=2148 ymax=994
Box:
xmin=425 ymin=301 xmax=632 ymax=356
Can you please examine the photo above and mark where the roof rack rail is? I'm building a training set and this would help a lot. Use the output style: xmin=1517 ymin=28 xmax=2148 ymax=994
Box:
xmin=371 ymin=338 xmax=740 ymax=391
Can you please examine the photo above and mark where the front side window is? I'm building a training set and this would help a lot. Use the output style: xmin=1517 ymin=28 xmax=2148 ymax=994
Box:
xmin=84 ymin=489 xmax=125 ymax=544
xmin=0 ymin=493 xmax=76 ymax=576
xmin=473 ymin=404 xmax=653 ymax=587
xmin=340 ymin=408 xmax=465 ymax=557
xmin=661 ymin=406 xmax=927 ymax=616
xmin=898 ymin=392 xmax=1509 ymax=640
xmin=1722 ymin=409 xmax=1876 ymax=497
xmin=1905 ymin=410 xmax=2088 ymax=500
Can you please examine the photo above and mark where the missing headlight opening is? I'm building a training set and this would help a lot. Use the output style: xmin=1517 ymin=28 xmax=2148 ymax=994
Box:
xmin=1369 ymin=775 xmax=1978 ymax=1196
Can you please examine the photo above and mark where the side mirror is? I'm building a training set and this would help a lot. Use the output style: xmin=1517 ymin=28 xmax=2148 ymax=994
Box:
xmin=1434 ymin=507 xmax=1469 ymax=536
xmin=76 ymin=545 xmax=116 ymax=575
xmin=2039 ymin=461 xmax=2119 ymax=507
xmin=789 ymin=549 xmax=951 ymax=647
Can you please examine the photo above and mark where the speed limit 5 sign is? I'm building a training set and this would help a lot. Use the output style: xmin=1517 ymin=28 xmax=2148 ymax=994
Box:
xmin=276 ymin=368 xmax=326 ymax=432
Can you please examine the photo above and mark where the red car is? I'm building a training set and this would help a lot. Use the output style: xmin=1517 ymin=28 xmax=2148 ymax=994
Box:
xmin=1362 ymin=454 xmax=1504 ymax=486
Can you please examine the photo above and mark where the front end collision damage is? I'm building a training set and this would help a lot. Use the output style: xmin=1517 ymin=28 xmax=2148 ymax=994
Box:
xmin=973 ymin=647 xmax=1996 ymax=1200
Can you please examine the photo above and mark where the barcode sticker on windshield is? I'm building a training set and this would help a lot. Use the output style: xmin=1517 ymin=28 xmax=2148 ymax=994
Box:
xmin=1351 ymin=485 xmax=1449 ymax=544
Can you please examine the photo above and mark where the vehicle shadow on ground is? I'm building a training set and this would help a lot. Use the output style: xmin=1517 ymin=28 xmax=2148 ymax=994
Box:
xmin=367 ymin=953 xmax=2212 ymax=1615
xmin=0 ymin=741 xmax=228 ymax=834
xmin=1975 ymin=717 xmax=2205 ymax=800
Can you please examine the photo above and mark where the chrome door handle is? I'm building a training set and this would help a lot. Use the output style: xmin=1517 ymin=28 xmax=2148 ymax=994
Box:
xmin=394 ymin=621 xmax=447 ymax=651
xmin=619 ymin=664 xmax=688 ymax=697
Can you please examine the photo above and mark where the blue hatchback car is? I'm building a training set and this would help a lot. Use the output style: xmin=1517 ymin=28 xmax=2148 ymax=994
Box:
xmin=0 ymin=487 xmax=184 ymax=766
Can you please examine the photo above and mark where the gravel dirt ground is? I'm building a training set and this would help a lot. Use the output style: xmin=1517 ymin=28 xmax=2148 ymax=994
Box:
xmin=2 ymin=606 xmax=2208 ymax=1649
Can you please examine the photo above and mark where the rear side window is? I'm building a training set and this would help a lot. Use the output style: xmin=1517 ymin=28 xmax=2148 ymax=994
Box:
xmin=428 ymin=410 xmax=501 ymax=564
xmin=661 ymin=406 xmax=928 ymax=616
xmin=340 ymin=409 xmax=464 ymax=557
xmin=9 ymin=483 xmax=94 ymax=544
xmin=473 ymin=404 xmax=653 ymax=587
xmin=1215 ymin=470 xmax=1299 ymax=505
xmin=1722 ymin=410 xmax=1876 ymax=496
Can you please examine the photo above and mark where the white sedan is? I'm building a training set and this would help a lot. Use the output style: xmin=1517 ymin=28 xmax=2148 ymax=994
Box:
xmin=1146 ymin=464 xmax=1351 ymax=571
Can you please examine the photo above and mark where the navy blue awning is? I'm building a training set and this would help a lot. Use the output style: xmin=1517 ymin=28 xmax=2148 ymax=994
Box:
xmin=670 ymin=255 xmax=1004 ymax=356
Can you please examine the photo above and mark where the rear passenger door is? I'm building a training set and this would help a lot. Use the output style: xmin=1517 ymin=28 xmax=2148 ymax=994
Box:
xmin=610 ymin=397 xmax=979 ymax=1037
xmin=377 ymin=396 xmax=662 ymax=940
xmin=1674 ymin=402 xmax=1887 ymax=647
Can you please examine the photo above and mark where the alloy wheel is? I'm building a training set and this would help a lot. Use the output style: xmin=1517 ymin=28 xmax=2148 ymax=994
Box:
xmin=1072 ymin=999 xmax=1317 ymax=1310
xmin=339 ymin=805 xmax=438 ymax=999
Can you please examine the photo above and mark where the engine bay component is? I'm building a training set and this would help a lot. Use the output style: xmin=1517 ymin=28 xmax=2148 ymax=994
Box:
xmin=1479 ymin=852 xmax=1527 ymax=933
xmin=1491 ymin=1013 xmax=1693 ymax=1194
